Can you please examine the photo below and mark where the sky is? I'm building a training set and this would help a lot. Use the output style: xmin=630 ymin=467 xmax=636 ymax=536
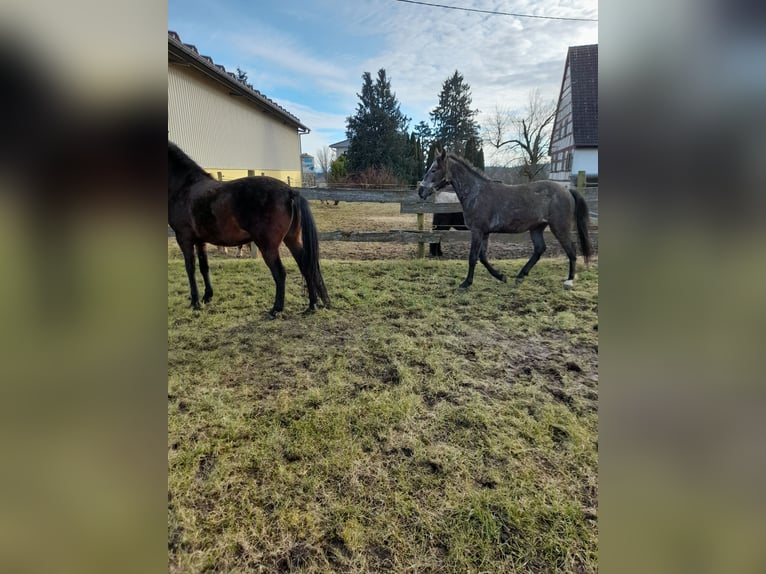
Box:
xmin=168 ymin=0 xmax=597 ymax=167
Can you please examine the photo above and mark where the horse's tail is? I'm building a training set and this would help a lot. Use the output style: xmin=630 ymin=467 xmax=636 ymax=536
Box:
xmin=570 ymin=189 xmax=593 ymax=264
xmin=296 ymin=195 xmax=330 ymax=308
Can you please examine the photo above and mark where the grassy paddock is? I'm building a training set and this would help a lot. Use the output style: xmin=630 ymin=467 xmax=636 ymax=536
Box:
xmin=168 ymin=253 xmax=598 ymax=573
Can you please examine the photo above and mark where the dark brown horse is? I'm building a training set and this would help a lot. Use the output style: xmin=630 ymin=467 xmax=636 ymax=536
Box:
xmin=168 ymin=141 xmax=330 ymax=317
xmin=418 ymin=148 xmax=592 ymax=290
xmin=430 ymin=211 xmax=467 ymax=257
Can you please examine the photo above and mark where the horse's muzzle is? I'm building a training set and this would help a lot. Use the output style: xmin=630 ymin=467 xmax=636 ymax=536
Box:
xmin=417 ymin=185 xmax=433 ymax=200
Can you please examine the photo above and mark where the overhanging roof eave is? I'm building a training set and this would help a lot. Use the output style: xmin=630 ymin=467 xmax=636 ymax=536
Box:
xmin=168 ymin=37 xmax=310 ymax=134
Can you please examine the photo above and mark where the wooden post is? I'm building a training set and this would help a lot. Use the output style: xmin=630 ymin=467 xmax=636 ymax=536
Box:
xmin=416 ymin=212 xmax=425 ymax=259
xmin=247 ymin=169 xmax=255 ymax=177
xmin=576 ymin=170 xmax=586 ymax=191
xmin=217 ymin=171 xmax=223 ymax=181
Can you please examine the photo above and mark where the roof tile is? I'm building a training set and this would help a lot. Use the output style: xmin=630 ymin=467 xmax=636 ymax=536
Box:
xmin=568 ymin=44 xmax=598 ymax=147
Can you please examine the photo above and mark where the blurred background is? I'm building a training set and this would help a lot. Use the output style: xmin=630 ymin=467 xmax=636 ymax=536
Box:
xmin=0 ymin=1 xmax=166 ymax=573
xmin=601 ymin=0 xmax=766 ymax=572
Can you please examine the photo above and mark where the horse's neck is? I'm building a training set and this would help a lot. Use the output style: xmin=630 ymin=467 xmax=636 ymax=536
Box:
xmin=448 ymin=160 xmax=482 ymax=206
xmin=169 ymin=160 xmax=213 ymax=198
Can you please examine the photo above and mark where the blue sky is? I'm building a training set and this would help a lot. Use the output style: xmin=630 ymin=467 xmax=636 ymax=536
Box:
xmin=168 ymin=0 xmax=597 ymax=165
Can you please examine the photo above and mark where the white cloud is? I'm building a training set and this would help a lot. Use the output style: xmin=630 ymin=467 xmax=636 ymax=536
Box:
xmin=271 ymin=99 xmax=349 ymax=156
xmin=354 ymin=0 xmax=597 ymax=121
xmin=230 ymin=31 xmax=353 ymax=96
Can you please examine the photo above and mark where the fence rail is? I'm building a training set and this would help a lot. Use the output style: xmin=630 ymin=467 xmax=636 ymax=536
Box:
xmin=299 ymin=185 xmax=598 ymax=218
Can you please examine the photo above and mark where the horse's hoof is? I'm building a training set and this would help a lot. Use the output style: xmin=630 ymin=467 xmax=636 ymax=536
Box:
xmin=458 ymin=282 xmax=471 ymax=290
xmin=563 ymin=279 xmax=574 ymax=290
xmin=190 ymin=301 xmax=202 ymax=311
xmin=302 ymin=307 xmax=316 ymax=316
xmin=202 ymin=292 xmax=213 ymax=303
xmin=499 ymin=274 xmax=507 ymax=283
xmin=267 ymin=310 xmax=280 ymax=319
xmin=514 ymin=277 xmax=524 ymax=286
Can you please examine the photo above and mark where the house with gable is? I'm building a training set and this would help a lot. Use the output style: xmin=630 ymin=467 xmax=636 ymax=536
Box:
xmin=549 ymin=44 xmax=598 ymax=185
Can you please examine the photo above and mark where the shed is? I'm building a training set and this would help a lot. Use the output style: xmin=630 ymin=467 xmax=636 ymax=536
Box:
xmin=168 ymin=31 xmax=310 ymax=186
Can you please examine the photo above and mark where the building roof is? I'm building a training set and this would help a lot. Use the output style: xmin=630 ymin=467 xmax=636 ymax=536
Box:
xmin=566 ymin=44 xmax=598 ymax=147
xmin=329 ymin=139 xmax=349 ymax=149
xmin=168 ymin=31 xmax=309 ymax=133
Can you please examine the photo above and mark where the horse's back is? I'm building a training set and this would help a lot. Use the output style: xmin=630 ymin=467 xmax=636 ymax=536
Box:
xmin=500 ymin=180 xmax=572 ymax=210
xmin=180 ymin=175 xmax=295 ymax=245
xmin=467 ymin=180 xmax=573 ymax=233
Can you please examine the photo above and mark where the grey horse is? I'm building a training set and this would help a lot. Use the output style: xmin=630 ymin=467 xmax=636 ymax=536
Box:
xmin=418 ymin=147 xmax=592 ymax=290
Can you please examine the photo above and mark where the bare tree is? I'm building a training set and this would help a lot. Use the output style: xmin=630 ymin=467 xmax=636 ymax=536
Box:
xmin=484 ymin=89 xmax=556 ymax=181
xmin=316 ymin=146 xmax=332 ymax=180
xmin=315 ymin=146 xmax=338 ymax=204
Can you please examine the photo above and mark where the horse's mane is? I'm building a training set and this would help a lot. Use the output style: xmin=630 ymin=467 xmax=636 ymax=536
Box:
xmin=446 ymin=153 xmax=490 ymax=182
xmin=168 ymin=142 xmax=213 ymax=194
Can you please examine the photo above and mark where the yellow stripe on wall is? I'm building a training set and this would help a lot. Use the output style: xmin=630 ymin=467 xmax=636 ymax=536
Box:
xmin=204 ymin=169 xmax=303 ymax=187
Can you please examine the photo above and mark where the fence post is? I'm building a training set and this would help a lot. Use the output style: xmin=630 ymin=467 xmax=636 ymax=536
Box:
xmin=287 ymin=176 xmax=291 ymax=187
xmin=217 ymin=171 xmax=223 ymax=181
xmin=416 ymin=212 xmax=425 ymax=259
xmin=247 ymin=169 xmax=255 ymax=177
xmin=576 ymin=170 xmax=586 ymax=191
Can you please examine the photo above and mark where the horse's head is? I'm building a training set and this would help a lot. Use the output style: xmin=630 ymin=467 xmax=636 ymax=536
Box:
xmin=417 ymin=147 xmax=450 ymax=200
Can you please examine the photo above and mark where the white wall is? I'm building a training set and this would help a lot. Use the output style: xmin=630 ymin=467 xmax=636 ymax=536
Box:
xmin=168 ymin=65 xmax=301 ymax=171
xmin=573 ymin=148 xmax=598 ymax=176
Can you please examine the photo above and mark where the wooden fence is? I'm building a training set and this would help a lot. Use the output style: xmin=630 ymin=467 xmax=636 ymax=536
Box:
xmin=299 ymin=177 xmax=598 ymax=259
xmin=170 ymin=172 xmax=598 ymax=259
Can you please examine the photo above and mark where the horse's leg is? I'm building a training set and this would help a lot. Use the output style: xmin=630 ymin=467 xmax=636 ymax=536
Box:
xmin=261 ymin=247 xmax=286 ymax=318
xmin=196 ymin=241 xmax=214 ymax=303
xmin=549 ymin=221 xmax=578 ymax=290
xmin=284 ymin=239 xmax=318 ymax=314
xmin=515 ymin=224 xmax=547 ymax=285
xmin=478 ymin=233 xmax=506 ymax=282
xmin=430 ymin=222 xmax=444 ymax=257
xmin=178 ymin=239 xmax=201 ymax=309
xmin=460 ymin=231 xmax=483 ymax=289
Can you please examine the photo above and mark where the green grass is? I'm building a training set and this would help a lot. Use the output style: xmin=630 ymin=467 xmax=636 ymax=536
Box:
xmin=168 ymin=256 xmax=598 ymax=573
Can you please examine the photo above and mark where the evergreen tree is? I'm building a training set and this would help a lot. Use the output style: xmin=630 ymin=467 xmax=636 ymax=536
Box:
xmin=429 ymin=70 xmax=481 ymax=155
xmin=464 ymin=134 xmax=485 ymax=170
xmin=413 ymin=120 xmax=433 ymax=143
xmin=410 ymin=132 xmax=425 ymax=181
xmin=345 ymin=69 xmax=412 ymax=179
xmin=329 ymin=154 xmax=347 ymax=182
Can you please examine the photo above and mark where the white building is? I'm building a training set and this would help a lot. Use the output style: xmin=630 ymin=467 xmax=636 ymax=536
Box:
xmin=168 ymin=31 xmax=310 ymax=186
xmin=549 ymin=44 xmax=598 ymax=185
